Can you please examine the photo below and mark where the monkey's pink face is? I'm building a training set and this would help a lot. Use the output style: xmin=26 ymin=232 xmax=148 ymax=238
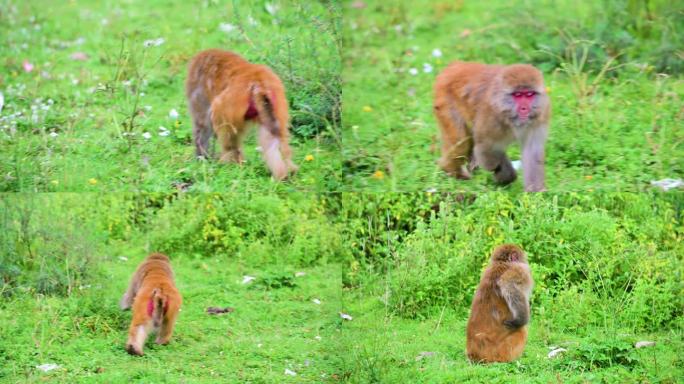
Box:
xmin=511 ymin=89 xmax=537 ymax=121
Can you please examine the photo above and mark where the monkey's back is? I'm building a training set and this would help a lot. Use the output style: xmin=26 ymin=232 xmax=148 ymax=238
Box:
xmin=434 ymin=61 xmax=505 ymax=122
xmin=132 ymin=253 xmax=181 ymax=309
xmin=466 ymin=264 xmax=528 ymax=362
xmin=186 ymin=49 xmax=285 ymax=103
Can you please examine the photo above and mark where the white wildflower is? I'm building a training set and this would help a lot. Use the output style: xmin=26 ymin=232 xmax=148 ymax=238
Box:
xmin=168 ymin=109 xmax=179 ymax=119
xmin=339 ymin=312 xmax=353 ymax=321
xmin=651 ymin=178 xmax=683 ymax=191
xmin=423 ymin=63 xmax=433 ymax=73
xmin=284 ymin=369 xmax=296 ymax=376
xmin=265 ymin=3 xmax=279 ymax=15
xmin=432 ymin=48 xmax=442 ymax=57
xmin=219 ymin=23 xmax=236 ymax=33
xmin=408 ymin=68 xmax=418 ymax=75
xmin=143 ymin=38 xmax=165 ymax=47
xmin=36 ymin=364 xmax=59 ymax=372
xmin=142 ymin=132 xmax=152 ymax=139
xmin=547 ymin=347 xmax=567 ymax=358
xmin=312 ymin=298 xmax=321 ymax=305
xmin=635 ymin=341 xmax=655 ymax=349
xmin=242 ymin=275 xmax=256 ymax=284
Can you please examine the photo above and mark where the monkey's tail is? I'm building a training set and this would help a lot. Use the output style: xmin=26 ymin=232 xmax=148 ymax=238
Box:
xmin=250 ymin=84 xmax=281 ymax=138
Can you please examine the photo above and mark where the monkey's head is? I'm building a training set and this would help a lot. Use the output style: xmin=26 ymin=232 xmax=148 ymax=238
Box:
xmin=499 ymin=65 xmax=546 ymax=124
xmin=491 ymin=244 xmax=527 ymax=263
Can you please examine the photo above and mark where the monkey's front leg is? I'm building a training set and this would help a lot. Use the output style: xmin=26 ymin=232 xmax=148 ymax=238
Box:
xmin=474 ymin=143 xmax=517 ymax=186
xmin=521 ymin=126 xmax=547 ymax=192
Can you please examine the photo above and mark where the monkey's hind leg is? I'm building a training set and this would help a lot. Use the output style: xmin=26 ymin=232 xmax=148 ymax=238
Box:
xmin=126 ymin=322 xmax=151 ymax=356
xmin=155 ymin=314 xmax=177 ymax=345
xmin=258 ymin=127 xmax=289 ymax=180
xmin=434 ymin=105 xmax=472 ymax=179
xmin=280 ymin=139 xmax=298 ymax=174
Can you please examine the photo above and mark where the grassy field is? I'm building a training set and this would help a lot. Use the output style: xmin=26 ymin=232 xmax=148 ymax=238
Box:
xmin=334 ymin=192 xmax=683 ymax=383
xmin=1 ymin=192 xmax=682 ymax=382
xmin=342 ymin=0 xmax=683 ymax=192
xmin=1 ymin=0 xmax=683 ymax=383
xmin=0 ymin=193 xmax=346 ymax=382
xmin=0 ymin=0 xmax=341 ymax=192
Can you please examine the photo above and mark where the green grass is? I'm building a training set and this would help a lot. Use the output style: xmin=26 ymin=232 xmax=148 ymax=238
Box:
xmin=1 ymin=0 xmax=683 ymax=383
xmin=334 ymin=192 xmax=684 ymax=383
xmin=2 ymin=192 xmax=682 ymax=382
xmin=0 ymin=0 xmax=341 ymax=192
xmin=342 ymin=0 xmax=683 ymax=192
xmin=1 ymin=258 xmax=342 ymax=382
xmin=0 ymin=193 xmax=346 ymax=382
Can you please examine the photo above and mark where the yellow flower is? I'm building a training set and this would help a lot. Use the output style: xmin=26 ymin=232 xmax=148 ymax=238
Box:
xmin=584 ymin=175 xmax=593 ymax=180
xmin=372 ymin=170 xmax=384 ymax=179
xmin=88 ymin=178 xmax=98 ymax=185
xmin=545 ymin=86 xmax=552 ymax=94
xmin=174 ymin=120 xmax=181 ymax=128
xmin=305 ymin=154 xmax=314 ymax=162
xmin=50 ymin=180 xmax=59 ymax=185
xmin=362 ymin=106 xmax=373 ymax=112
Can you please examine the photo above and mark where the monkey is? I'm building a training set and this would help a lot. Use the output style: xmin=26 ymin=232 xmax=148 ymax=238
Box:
xmin=185 ymin=49 xmax=298 ymax=181
xmin=466 ymin=244 xmax=533 ymax=363
xmin=433 ymin=62 xmax=550 ymax=192
xmin=120 ymin=253 xmax=182 ymax=356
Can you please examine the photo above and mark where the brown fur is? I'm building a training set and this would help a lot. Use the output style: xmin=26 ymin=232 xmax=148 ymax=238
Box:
xmin=185 ymin=49 xmax=298 ymax=180
xmin=434 ymin=62 xmax=550 ymax=191
xmin=120 ymin=253 xmax=182 ymax=356
xmin=466 ymin=244 xmax=533 ymax=363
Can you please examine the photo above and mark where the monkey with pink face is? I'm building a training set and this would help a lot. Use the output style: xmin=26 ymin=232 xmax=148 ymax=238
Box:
xmin=434 ymin=62 xmax=550 ymax=192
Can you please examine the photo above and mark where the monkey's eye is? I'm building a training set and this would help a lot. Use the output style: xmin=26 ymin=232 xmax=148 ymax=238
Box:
xmin=525 ymin=91 xmax=536 ymax=98
xmin=512 ymin=91 xmax=523 ymax=98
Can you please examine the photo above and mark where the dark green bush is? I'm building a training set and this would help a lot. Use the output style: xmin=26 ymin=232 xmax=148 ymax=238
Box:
xmin=0 ymin=195 xmax=108 ymax=297
xmin=337 ymin=193 xmax=683 ymax=331
xmin=147 ymin=193 xmax=345 ymax=266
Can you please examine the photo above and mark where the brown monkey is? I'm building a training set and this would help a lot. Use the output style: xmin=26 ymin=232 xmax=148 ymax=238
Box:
xmin=466 ymin=244 xmax=533 ymax=363
xmin=120 ymin=253 xmax=182 ymax=356
xmin=434 ymin=62 xmax=550 ymax=191
xmin=185 ymin=49 xmax=298 ymax=180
